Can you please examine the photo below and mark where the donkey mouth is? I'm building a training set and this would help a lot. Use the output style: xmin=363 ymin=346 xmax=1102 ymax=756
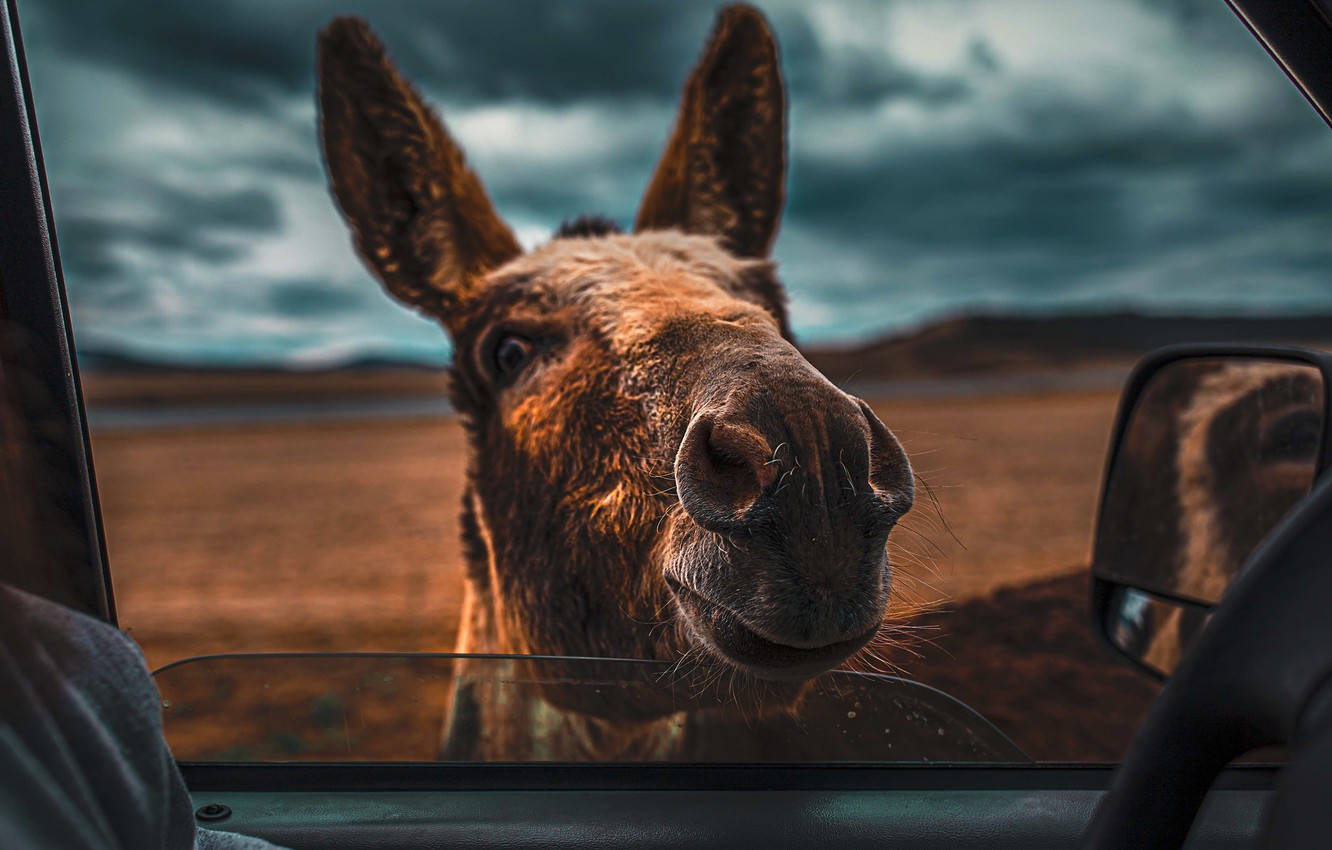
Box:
xmin=666 ymin=576 xmax=879 ymax=680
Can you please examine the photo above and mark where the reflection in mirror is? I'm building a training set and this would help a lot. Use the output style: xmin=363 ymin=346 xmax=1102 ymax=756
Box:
xmin=1094 ymin=357 xmax=1324 ymax=674
xmin=1104 ymin=586 xmax=1212 ymax=677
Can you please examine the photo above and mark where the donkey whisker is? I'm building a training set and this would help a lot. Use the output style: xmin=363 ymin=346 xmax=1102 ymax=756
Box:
xmin=838 ymin=451 xmax=857 ymax=496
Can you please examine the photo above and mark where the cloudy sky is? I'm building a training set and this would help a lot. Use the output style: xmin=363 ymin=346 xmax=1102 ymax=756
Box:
xmin=17 ymin=0 xmax=1332 ymax=366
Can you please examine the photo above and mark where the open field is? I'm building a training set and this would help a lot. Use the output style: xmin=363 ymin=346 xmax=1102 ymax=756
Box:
xmin=91 ymin=389 xmax=1156 ymax=762
xmin=86 ymin=386 xmax=1160 ymax=759
xmin=84 ymin=311 xmax=1332 ymax=760
xmin=91 ymin=389 xmax=1120 ymax=670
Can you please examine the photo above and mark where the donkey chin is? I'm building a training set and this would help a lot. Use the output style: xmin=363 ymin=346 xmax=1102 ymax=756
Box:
xmin=666 ymin=576 xmax=889 ymax=683
xmin=663 ymin=526 xmax=898 ymax=682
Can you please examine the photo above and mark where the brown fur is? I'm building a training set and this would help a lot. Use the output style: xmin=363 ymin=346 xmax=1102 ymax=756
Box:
xmin=635 ymin=4 xmax=785 ymax=259
xmin=317 ymin=19 xmax=521 ymax=331
xmin=317 ymin=6 xmax=914 ymax=759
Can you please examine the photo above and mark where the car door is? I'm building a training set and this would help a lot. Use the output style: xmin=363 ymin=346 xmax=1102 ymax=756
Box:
xmin=6 ymin=0 xmax=1331 ymax=846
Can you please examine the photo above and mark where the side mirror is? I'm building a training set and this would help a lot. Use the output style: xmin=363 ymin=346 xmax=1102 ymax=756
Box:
xmin=1091 ymin=345 xmax=1332 ymax=677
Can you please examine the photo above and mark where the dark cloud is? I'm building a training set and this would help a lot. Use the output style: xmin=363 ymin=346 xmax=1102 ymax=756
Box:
xmin=57 ymin=184 xmax=279 ymax=284
xmin=1201 ymin=167 xmax=1332 ymax=218
xmin=18 ymin=0 xmax=985 ymax=111
xmin=155 ymin=184 xmax=280 ymax=232
xmin=1129 ymin=0 xmax=1245 ymax=38
xmin=19 ymin=0 xmax=724 ymax=106
xmin=19 ymin=0 xmax=310 ymax=107
xmin=966 ymin=38 xmax=1001 ymax=74
xmin=61 ymin=214 xmax=243 ymax=272
xmin=784 ymin=139 xmax=1332 ymax=320
xmin=16 ymin=0 xmax=1332 ymax=365
xmin=267 ymin=281 xmax=371 ymax=317
xmin=815 ymin=54 xmax=972 ymax=106
xmin=236 ymin=151 xmax=325 ymax=182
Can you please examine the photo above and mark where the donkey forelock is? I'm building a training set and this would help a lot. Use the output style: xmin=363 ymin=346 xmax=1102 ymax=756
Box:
xmin=555 ymin=216 xmax=623 ymax=240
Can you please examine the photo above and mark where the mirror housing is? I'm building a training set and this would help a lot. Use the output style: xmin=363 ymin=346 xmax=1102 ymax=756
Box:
xmin=1091 ymin=345 xmax=1332 ymax=678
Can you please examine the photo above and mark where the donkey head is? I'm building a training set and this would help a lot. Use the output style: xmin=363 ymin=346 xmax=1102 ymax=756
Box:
xmin=317 ymin=5 xmax=914 ymax=684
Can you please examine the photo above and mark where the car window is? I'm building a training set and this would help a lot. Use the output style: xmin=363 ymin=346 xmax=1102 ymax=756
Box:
xmin=17 ymin=0 xmax=1332 ymax=764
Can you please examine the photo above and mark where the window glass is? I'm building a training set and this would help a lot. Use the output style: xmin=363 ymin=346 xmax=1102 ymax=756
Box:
xmin=18 ymin=0 xmax=1332 ymax=763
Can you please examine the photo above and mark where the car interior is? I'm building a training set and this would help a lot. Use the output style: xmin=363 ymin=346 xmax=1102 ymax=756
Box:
xmin=4 ymin=0 xmax=1332 ymax=846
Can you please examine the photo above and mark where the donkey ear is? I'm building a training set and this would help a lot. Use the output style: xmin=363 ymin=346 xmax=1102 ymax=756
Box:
xmin=317 ymin=17 xmax=520 ymax=331
xmin=634 ymin=4 xmax=786 ymax=258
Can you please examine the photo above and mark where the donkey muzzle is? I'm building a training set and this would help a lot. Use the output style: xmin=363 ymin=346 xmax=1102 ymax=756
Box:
xmin=666 ymin=365 xmax=913 ymax=678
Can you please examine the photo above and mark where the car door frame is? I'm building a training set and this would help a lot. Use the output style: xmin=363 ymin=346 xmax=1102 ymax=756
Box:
xmin=0 ymin=0 xmax=112 ymax=621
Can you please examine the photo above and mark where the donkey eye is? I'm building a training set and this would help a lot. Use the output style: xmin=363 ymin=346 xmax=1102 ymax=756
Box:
xmin=493 ymin=334 xmax=536 ymax=377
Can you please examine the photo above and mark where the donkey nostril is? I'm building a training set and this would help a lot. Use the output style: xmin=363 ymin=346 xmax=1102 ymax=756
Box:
xmin=705 ymin=437 xmax=749 ymax=474
xmin=675 ymin=416 xmax=773 ymax=530
xmin=854 ymin=397 xmax=915 ymax=516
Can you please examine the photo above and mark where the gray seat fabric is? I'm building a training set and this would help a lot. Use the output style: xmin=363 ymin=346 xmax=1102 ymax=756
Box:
xmin=0 ymin=584 xmax=282 ymax=850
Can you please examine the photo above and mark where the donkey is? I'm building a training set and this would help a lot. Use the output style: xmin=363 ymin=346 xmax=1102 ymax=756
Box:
xmin=317 ymin=5 xmax=915 ymax=759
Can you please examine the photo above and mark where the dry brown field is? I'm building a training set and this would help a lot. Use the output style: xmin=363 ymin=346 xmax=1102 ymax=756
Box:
xmin=90 ymin=386 xmax=1159 ymax=759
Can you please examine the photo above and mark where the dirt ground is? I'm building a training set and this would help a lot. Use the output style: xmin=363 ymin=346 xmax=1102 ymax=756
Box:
xmin=91 ymin=388 xmax=1154 ymax=760
xmin=903 ymin=573 xmax=1159 ymax=760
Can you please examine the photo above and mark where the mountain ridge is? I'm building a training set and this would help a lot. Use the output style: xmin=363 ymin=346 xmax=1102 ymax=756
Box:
xmin=79 ymin=311 xmax=1332 ymax=380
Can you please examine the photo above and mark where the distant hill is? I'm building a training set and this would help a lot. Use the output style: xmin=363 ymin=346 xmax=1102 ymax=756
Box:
xmin=805 ymin=312 xmax=1332 ymax=384
xmin=78 ymin=312 xmax=1332 ymax=407
xmin=76 ymin=349 xmax=443 ymax=375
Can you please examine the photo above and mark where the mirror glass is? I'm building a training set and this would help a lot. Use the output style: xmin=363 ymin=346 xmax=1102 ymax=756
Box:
xmin=1093 ymin=356 xmax=1324 ymax=673
xmin=1102 ymin=586 xmax=1212 ymax=677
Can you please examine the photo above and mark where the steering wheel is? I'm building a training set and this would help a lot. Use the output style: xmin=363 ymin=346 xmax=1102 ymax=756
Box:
xmin=1081 ymin=472 xmax=1332 ymax=849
